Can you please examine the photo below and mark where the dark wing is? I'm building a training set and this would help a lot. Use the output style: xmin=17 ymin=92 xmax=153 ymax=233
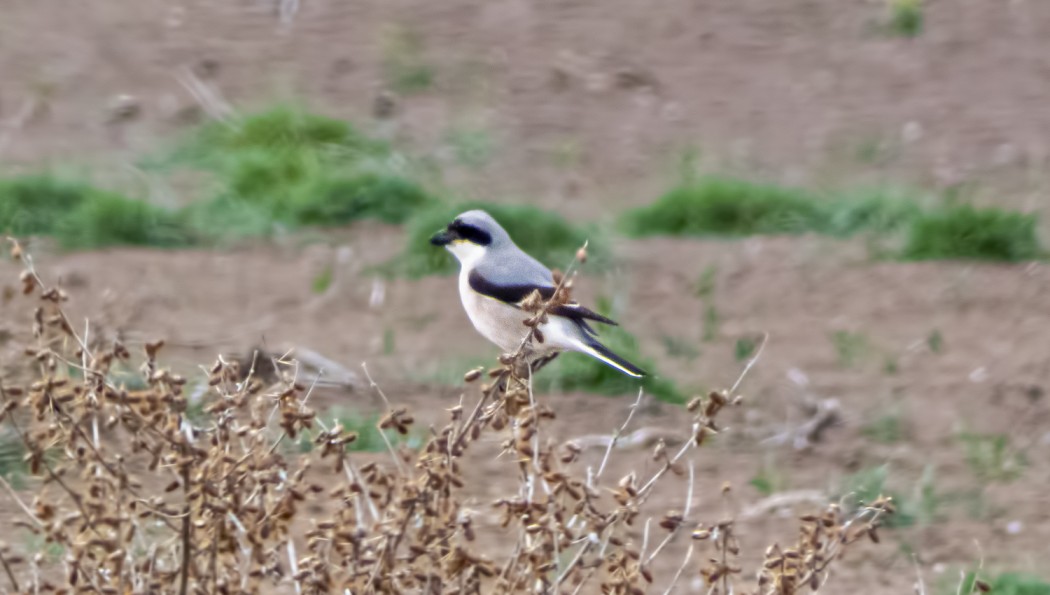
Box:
xmin=469 ymin=268 xmax=555 ymax=304
xmin=469 ymin=247 xmax=618 ymax=334
xmin=469 ymin=247 xmax=557 ymax=304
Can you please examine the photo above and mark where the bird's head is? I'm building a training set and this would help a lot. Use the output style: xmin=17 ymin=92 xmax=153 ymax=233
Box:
xmin=430 ymin=210 xmax=509 ymax=265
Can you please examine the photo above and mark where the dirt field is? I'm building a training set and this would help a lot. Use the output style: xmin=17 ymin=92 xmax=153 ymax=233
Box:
xmin=3 ymin=0 xmax=1050 ymax=593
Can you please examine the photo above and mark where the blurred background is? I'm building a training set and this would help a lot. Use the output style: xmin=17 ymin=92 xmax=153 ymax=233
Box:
xmin=1 ymin=1 xmax=1050 ymax=592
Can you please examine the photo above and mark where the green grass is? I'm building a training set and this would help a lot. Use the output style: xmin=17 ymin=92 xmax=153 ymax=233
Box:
xmin=623 ymin=175 xmax=1046 ymax=264
xmin=4 ymin=106 xmax=441 ymax=249
xmin=621 ymin=176 xmax=826 ymax=237
xmin=887 ymin=0 xmax=923 ymax=38
xmin=822 ymin=186 xmax=924 ymax=236
xmin=0 ymin=175 xmax=88 ymax=236
xmin=58 ymin=192 xmax=192 ymax=249
xmin=169 ymin=106 xmax=437 ymax=239
xmin=901 ymin=204 xmax=1044 ymax=262
xmin=0 ymin=175 xmax=192 ymax=249
xmin=185 ymin=105 xmax=386 ymax=157
xmin=395 ymin=201 xmax=606 ymax=278
xmin=621 ymin=176 xmax=930 ymax=240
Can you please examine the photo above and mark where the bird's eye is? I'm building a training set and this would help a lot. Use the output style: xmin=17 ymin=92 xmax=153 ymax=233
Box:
xmin=453 ymin=222 xmax=492 ymax=246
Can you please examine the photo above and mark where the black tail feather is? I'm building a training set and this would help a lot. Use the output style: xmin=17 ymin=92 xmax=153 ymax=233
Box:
xmin=581 ymin=336 xmax=647 ymax=378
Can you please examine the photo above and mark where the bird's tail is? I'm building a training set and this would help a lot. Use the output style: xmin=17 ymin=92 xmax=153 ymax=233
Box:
xmin=577 ymin=335 xmax=647 ymax=378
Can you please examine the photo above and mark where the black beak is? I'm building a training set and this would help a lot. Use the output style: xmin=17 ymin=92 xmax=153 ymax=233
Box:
xmin=430 ymin=230 xmax=455 ymax=246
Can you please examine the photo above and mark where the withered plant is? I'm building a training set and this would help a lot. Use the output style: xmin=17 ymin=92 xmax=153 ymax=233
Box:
xmin=0 ymin=237 xmax=892 ymax=594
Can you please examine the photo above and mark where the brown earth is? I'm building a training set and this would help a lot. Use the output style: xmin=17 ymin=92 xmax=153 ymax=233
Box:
xmin=2 ymin=0 xmax=1050 ymax=593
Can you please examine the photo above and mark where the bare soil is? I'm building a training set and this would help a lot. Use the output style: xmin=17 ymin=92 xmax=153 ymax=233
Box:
xmin=2 ymin=1 xmax=1050 ymax=592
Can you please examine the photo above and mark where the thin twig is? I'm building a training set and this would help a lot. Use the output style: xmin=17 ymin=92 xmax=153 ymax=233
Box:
xmin=0 ymin=552 xmax=20 ymax=593
xmin=731 ymin=332 xmax=768 ymax=395
xmin=913 ymin=553 xmax=927 ymax=595
xmin=361 ymin=363 xmax=408 ymax=477
xmin=595 ymin=388 xmax=644 ymax=481
xmin=662 ymin=543 xmax=694 ymax=595
xmin=0 ymin=474 xmax=43 ymax=527
xmin=646 ymin=460 xmax=695 ymax=564
xmin=178 ymin=444 xmax=192 ymax=595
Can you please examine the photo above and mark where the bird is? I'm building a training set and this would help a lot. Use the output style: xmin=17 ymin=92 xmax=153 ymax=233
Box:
xmin=430 ymin=209 xmax=646 ymax=378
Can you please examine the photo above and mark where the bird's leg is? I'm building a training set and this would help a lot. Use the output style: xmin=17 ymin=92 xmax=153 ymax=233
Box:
xmin=494 ymin=351 xmax=559 ymax=394
xmin=529 ymin=351 xmax=560 ymax=374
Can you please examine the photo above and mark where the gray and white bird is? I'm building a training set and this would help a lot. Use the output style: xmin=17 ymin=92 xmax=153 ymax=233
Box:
xmin=430 ymin=209 xmax=646 ymax=378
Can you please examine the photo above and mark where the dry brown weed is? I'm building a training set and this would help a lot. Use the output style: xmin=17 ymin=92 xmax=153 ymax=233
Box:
xmin=0 ymin=238 xmax=892 ymax=594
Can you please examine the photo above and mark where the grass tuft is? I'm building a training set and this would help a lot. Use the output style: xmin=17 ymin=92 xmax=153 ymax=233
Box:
xmin=822 ymin=186 xmax=924 ymax=236
xmin=0 ymin=175 xmax=191 ymax=249
xmin=621 ymin=176 xmax=825 ymax=237
xmin=887 ymin=0 xmax=923 ymax=37
xmin=57 ymin=192 xmax=192 ymax=249
xmin=0 ymin=175 xmax=88 ymax=236
xmin=901 ymin=204 xmax=1043 ymax=262
xmin=167 ymin=105 xmax=437 ymax=238
xmin=629 ymin=175 xmax=1044 ymax=263
xmin=622 ymin=176 xmax=928 ymax=239
xmin=190 ymin=105 xmax=382 ymax=155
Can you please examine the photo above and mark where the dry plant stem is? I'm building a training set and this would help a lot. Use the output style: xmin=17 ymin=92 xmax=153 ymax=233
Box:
xmin=451 ymin=379 xmax=498 ymax=454
xmin=559 ymin=541 xmax=592 ymax=588
xmin=640 ymin=517 xmax=652 ymax=563
xmin=179 ymin=440 xmax=193 ymax=595
xmin=0 ymin=239 xmax=892 ymax=594
xmin=639 ymin=336 xmax=765 ymax=501
xmin=732 ymin=332 xmax=768 ymax=395
xmin=912 ymin=555 xmax=928 ymax=595
xmin=0 ymin=473 xmax=43 ymax=526
xmin=0 ymin=553 xmax=19 ymax=593
xmin=361 ymin=362 xmax=408 ymax=477
xmin=663 ymin=543 xmax=694 ymax=595
xmin=7 ymin=413 xmax=97 ymax=532
xmin=569 ymin=332 xmax=765 ymax=592
xmin=646 ymin=461 xmax=695 ymax=565
xmin=595 ymin=388 xmax=644 ymax=480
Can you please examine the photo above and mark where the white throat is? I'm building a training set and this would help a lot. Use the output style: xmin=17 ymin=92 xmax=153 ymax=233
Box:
xmin=445 ymin=241 xmax=488 ymax=270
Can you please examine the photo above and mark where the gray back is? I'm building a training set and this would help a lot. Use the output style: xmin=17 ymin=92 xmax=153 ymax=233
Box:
xmin=457 ymin=210 xmax=555 ymax=289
